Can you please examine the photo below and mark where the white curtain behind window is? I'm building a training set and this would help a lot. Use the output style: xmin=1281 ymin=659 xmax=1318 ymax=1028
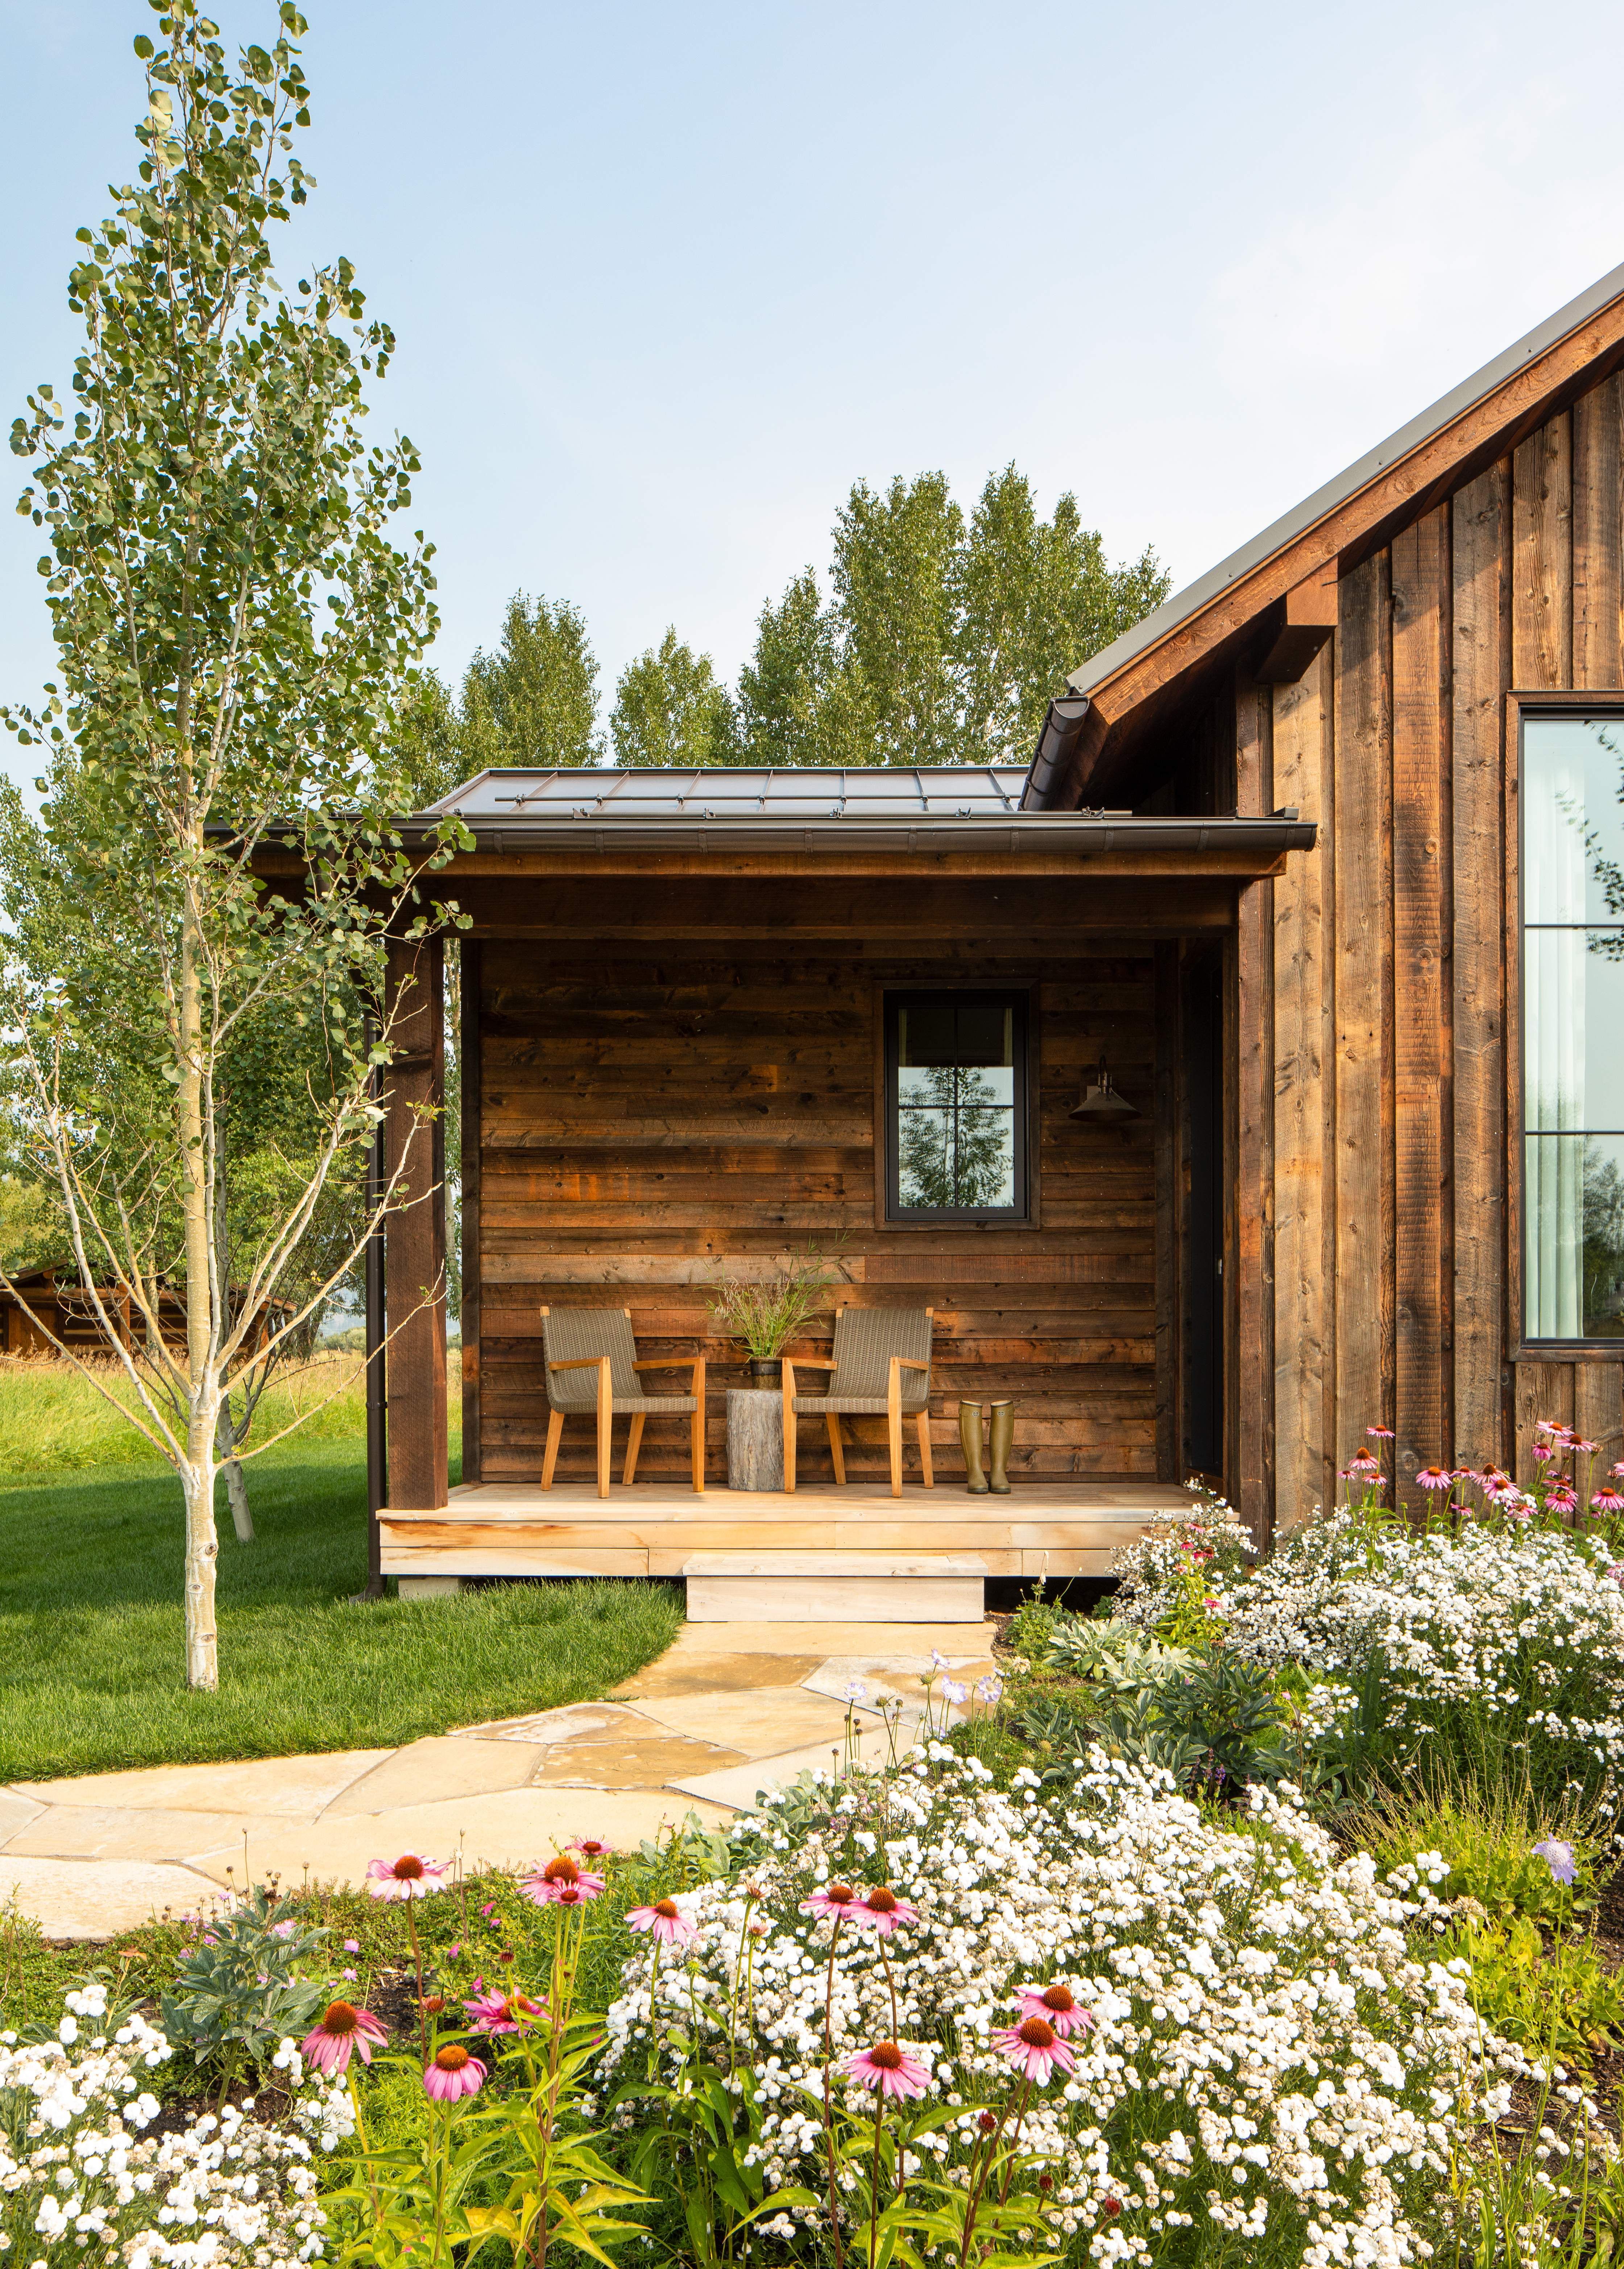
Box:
xmin=1525 ymin=738 xmax=1587 ymax=1338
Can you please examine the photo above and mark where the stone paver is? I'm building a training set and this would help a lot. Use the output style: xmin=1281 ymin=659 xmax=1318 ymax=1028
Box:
xmin=0 ymin=1620 xmax=998 ymax=1938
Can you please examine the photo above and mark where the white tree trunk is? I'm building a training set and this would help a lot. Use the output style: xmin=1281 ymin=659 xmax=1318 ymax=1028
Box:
xmin=182 ymin=1427 xmax=220 ymax=1691
xmin=216 ymin=1402 xmax=254 ymax=1542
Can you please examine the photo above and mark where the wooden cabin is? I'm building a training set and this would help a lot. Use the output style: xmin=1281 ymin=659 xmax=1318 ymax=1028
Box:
xmin=0 ymin=1269 xmax=287 ymax=1359
xmin=362 ymin=257 xmax=1624 ymax=1614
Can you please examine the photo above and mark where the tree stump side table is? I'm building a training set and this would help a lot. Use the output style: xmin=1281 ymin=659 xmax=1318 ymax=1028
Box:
xmin=726 ymin=1386 xmax=783 ymax=1491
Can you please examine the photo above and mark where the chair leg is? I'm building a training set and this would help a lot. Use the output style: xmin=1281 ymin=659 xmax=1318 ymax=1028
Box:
xmin=887 ymin=1371 xmax=903 ymax=1500
xmin=542 ymin=1408 xmax=563 ymax=1490
xmin=825 ymin=1412 xmax=846 ymax=1485
xmin=623 ymin=1413 xmax=645 ymax=1486
xmin=691 ymin=1358 xmax=706 ymax=1493
xmin=782 ymin=1391 xmax=797 ymax=1494
xmin=596 ymin=1356 xmax=612 ymax=1500
xmin=916 ymin=1411 xmax=934 ymax=1489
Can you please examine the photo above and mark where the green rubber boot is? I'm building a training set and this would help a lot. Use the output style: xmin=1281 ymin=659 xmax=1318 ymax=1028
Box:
xmin=987 ymin=1399 xmax=1014 ymax=1495
xmin=958 ymin=1400 xmax=989 ymax=1494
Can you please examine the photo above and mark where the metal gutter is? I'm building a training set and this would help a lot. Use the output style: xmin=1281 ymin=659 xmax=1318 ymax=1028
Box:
xmin=390 ymin=813 xmax=1318 ymax=857
xmin=1057 ymin=256 xmax=1624 ymax=715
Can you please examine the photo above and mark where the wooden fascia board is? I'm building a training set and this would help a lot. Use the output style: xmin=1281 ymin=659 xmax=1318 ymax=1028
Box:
xmin=1070 ymin=289 xmax=1624 ymax=795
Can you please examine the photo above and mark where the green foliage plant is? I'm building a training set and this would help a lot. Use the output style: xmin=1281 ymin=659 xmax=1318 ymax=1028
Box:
xmin=610 ymin=627 xmax=738 ymax=768
xmin=706 ymin=1246 xmax=839 ymax=1363
xmin=1354 ymin=1775 xmax=1601 ymax=1931
xmin=158 ymin=1885 xmax=328 ymax=2102
xmin=1451 ymin=1914 xmax=1624 ymax=2074
xmin=1 ymin=1 xmax=471 ymax=1689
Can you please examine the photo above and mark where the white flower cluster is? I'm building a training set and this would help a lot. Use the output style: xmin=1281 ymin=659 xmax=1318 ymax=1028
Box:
xmin=1110 ymin=1496 xmax=1257 ymax=1629
xmin=604 ymin=1750 xmax=1498 ymax=2264
xmin=1213 ymin=1508 xmax=1624 ymax=1819
xmin=0 ymin=1986 xmax=339 ymax=2268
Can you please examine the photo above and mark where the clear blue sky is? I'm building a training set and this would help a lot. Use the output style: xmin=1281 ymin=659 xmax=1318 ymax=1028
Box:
xmin=4 ymin=0 xmax=1623 ymax=782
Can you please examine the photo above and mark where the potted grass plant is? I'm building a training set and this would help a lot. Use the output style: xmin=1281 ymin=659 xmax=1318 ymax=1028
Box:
xmin=707 ymin=1247 xmax=838 ymax=1385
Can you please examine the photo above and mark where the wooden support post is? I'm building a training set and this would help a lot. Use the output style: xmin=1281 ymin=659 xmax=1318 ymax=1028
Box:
xmin=384 ymin=934 xmax=448 ymax=1511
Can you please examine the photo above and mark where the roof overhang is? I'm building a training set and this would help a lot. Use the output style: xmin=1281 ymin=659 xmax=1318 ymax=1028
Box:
xmin=1023 ymin=258 xmax=1624 ymax=809
xmin=389 ymin=808 xmax=1316 ymax=876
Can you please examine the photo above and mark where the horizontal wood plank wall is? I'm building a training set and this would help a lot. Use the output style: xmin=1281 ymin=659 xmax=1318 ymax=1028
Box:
xmin=476 ymin=933 xmax=1160 ymax=1487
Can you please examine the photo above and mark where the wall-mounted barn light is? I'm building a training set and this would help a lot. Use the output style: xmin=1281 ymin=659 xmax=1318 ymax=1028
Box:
xmin=1069 ymin=1058 xmax=1139 ymax=1121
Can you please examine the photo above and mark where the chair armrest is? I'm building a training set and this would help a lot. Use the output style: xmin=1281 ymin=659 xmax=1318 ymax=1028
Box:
xmin=891 ymin=1357 xmax=931 ymax=1373
xmin=547 ymin=1356 xmax=607 ymax=1373
xmin=631 ymin=1356 xmax=698 ymax=1371
xmin=786 ymin=1357 xmax=837 ymax=1372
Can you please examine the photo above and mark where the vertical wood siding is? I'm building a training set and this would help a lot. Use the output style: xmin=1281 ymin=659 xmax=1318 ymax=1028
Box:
xmin=474 ymin=937 xmax=1160 ymax=1486
xmin=1238 ymin=374 xmax=1624 ymax=1528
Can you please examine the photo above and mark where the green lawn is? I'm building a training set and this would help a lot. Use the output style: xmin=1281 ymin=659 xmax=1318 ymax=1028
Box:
xmin=0 ymin=1422 xmax=682 ymax=1784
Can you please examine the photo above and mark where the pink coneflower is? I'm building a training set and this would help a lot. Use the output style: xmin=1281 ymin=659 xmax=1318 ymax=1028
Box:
xmin=991 ymin=2014 xmax=1076 ymax=2084
xmin=1532 ymin=1442 xmax=1556 ymax=1465
xmin=800 ymin=1881 xmax=866 ymax=1923
xmin=855 ymin=1885 xmax=919 ymax=1935
xmin=301 ymin=2000 xmax=386 ymax=2076
xmin=520 ymin=1855 xmax=605 ymax=1906
xmin=1347 ymin=1450 xmax=1380 ymax=1475
xmin=1416 ymin=1467 xmax=1454 ymax=1493
xmin=365 ymin=1853 xmax=449 ymax=1901
xmin=843 ymin=2041 xmax=931 ymax=2100
xmin=1548 ymin=1485 xmax=1579 ymax=1513
xmin=464 ymin=1988 xmax=546 ymax=2034
xmin=1367 ymin=1425 xmax=1395 ymax=1441
xmin=1611 ymin=1463 xmax=1624 ymax=1481
xmin=569 ymin=1836 xmax=614 ymax=1864
xmin=423 ymin=2043 xmax=486 ymax=2101
xmin=1576 ymin=1439 xmax=1600 ymax=1455
xmin=1016 ymin=1983 xmax=1093 ymax=2040
xmin=626 ymin=1897 xmax=698 ymax=1946
xmin=1591 ymin=1487 xmax=1624 ymax=1515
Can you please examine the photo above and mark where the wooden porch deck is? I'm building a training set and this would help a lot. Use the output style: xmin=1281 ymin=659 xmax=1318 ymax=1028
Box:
xmin=379 ymin=1478 xmax=1184 ymax=1581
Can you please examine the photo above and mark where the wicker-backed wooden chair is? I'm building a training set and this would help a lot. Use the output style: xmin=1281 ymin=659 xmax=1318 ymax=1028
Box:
xmin=538 ymin=1306 xmax=706 ymax=1499
xmin=782 ymin=1306 xmax=933 ymax=1499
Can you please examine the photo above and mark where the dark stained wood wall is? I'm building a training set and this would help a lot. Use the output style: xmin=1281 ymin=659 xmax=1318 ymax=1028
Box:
xmin=1230 ymin=372 xmax=1624 ymax=1526
xmin=468 ymin=929 xmax=1161 ymax=1488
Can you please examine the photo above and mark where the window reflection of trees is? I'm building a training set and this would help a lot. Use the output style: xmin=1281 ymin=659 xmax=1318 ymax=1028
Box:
xmin=898 ymin=1065 xmax=1014 ymax=1210
xmin=1585 ymin=1143 xmax=1624 ymax=1338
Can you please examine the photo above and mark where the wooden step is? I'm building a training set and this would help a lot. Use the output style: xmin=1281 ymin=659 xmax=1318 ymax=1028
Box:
xmin=684 ymin=1568 xmax=987 ymax=1624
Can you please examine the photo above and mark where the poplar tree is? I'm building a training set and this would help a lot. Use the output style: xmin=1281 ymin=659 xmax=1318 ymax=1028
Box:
xmin=3 ymin=1 xmax=464 ymax=1689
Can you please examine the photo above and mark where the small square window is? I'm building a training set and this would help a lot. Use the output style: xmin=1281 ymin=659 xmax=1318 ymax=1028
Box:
xmin=883 ymin=990 xmax=1029 ymax=1221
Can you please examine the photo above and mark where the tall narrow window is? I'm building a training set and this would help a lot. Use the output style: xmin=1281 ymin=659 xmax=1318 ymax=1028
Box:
xmin=884 ymin=991 xmax=1028 ymax=1221
xmin=1523 ymin=714 xmax=1624 ymax=1341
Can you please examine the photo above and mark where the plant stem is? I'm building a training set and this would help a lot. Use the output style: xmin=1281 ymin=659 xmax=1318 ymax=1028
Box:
xmin=407 ymin=1902 xmax=428 ymax=2062
xmin=821 ymin=1918 xmax=848 ymax=2269
xmin=869 ymin=2092 xmax=886 ymax=2269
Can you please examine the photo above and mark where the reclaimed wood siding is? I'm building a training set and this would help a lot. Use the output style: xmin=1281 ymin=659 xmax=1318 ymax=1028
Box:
xmin=474 ymin=935 xmax=1159 ymax=1486
xmin=1238 ymin=374 xmax=1624 ymax=1530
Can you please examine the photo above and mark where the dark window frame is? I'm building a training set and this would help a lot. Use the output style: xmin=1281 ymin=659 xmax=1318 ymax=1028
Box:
xmin=881 ymin=987 xmax=1032 ymax=1224
xmin=1515 ymin=694 xmax=1624 ymax=1356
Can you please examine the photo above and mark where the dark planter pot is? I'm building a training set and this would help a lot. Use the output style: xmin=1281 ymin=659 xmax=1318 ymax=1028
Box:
xmin=747 ymin=1358 xmax=783 ymax=1386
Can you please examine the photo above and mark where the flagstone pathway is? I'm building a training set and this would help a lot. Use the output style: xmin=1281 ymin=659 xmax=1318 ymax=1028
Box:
xmin=0 ymin=1621 xmax=996 ymax=1939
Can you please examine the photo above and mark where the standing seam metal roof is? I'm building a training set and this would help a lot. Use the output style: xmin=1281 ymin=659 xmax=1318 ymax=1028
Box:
xmin=421 ymin=764 xmax=1032 ymax=822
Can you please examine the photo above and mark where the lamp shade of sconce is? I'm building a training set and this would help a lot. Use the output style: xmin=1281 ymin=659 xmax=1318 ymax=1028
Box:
xmin=1069 ymin=1058 xmax=1139 ymax=1121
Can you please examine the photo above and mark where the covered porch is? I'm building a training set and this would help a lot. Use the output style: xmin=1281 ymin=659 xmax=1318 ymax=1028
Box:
xmin=361 ymin=766 xmax=1315 ymax=1619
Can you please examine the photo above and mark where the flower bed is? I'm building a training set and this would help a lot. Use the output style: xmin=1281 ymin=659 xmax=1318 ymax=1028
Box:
xmin=605 ymin=1750 xmax=1494 ymax=2262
